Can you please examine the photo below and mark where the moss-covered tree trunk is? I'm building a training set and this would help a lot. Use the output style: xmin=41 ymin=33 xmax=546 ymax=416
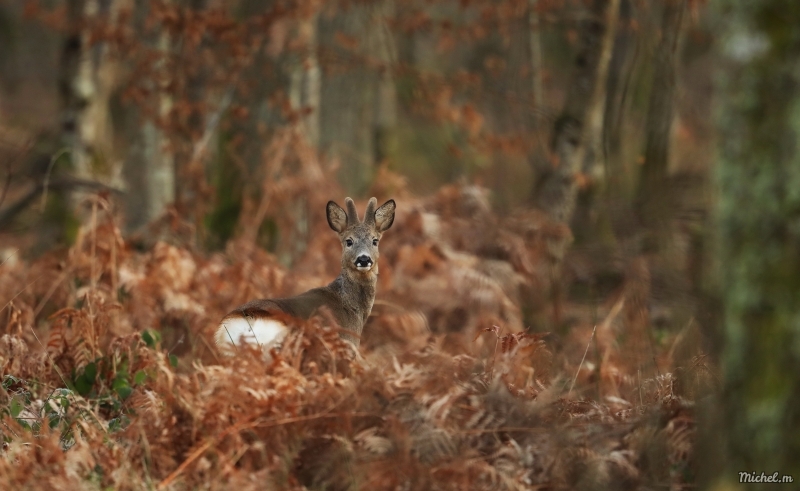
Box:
xmin=714 ymin=0 xmax=800 ymax=486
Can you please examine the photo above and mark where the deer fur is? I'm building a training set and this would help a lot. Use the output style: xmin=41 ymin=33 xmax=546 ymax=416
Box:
xmin=215 ymin=197 xmax=396 ymax=356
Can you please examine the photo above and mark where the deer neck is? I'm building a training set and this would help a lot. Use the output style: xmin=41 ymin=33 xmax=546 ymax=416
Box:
xmin=330 ymin=267 xmax=377 ymax=322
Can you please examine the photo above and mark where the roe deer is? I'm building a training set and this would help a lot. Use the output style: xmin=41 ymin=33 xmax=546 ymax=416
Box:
xmin=215 ymin=197 xmax=396 ymax=355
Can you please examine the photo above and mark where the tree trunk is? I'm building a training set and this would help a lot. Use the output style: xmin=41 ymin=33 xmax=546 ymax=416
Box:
xmin=121 ymin=0 xmax=175 ymax=230
xmin=370 ymin=0 xmax=397 ymax=166
xmin=289 ymin=8 xmax=321 ymax=149
xmin=319 ymin=2 xmax=396 ymax=195
xmin=635 ymin=0 xmax=685 ymax=249
xmin=60 ymin=0 xmax=120 ymax=214
xmin=528 ymin=0 xmax=544 ymax=124
xmin=173 ymin=0 xmax=211 ymax=222
xmin=602 ymin=0 xmax=636 ymax=194
xmin=534 ymin=0 xmax=619 ymax=225
xmin=532 ymin=0 xmax=619 ymax=328
xmin=712 ymin=0 xmax=800 ymax=486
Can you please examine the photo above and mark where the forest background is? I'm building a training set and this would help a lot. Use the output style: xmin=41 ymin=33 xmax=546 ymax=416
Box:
xmin=0 ymin=0 xmax=798 ymax=489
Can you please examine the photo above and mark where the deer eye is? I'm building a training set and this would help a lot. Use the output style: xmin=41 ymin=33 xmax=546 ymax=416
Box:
xmin=372 ymin=238 xmax=379 ymax=246
xmin=345 ymin=239 xmax=353 ymax=247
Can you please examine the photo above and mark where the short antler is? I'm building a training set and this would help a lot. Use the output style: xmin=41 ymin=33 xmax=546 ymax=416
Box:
xmin=344 ymin=197 xmax=360 ymax=225
xmin=363 ymin=197 xmax=378 ymax=225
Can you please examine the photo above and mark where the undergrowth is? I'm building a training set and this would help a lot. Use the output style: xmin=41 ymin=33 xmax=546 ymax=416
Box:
xmin=0 ymin=185 xmax=710 ymax=490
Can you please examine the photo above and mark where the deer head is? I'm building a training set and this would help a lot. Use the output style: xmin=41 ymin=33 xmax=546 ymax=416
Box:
xmin=326 ymin=197 xmax=396 ymax=278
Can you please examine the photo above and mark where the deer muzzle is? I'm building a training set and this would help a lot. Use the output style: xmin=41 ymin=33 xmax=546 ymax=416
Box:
xmin=354 ymin=253 xmax=374 ymax=271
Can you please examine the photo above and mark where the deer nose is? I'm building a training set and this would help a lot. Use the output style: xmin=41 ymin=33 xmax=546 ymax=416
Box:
xmin=354 ymin=255 xmax=373 ymax=269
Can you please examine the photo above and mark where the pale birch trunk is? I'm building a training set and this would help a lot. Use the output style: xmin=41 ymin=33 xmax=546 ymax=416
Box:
xmin=142 ymin=22 xmax=175 ymax=224
xmin=60 ymin=0 xmax=121 ymax=214
xmin=289 ymin=9 xmax=321 ymax=149
xmin=121 ymin=1 xmax=174 ymax=229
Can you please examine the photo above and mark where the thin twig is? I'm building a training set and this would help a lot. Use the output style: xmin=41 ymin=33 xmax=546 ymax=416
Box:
xmin=638 ymin=369 xmax=643 ymax=406
xmin=34 ymin=266 xmax=72 ymax=318
xmin=197 ymin=334 xmax=222 ymax=364
xmin=39 ymin=148 xmax=70 ymax=212
xmin=167 ymin=334 xmax=185 ymax=355
xmin=568 ymin=324 xmax=597 ymax=397
xmin=90 ymin=197 xmax=98 ymax=288
xmin=220 ymin=315 xmax=261 ymax=352
xmin=457 ymin=420 xmax=636 ymax=435
xmin=1 ymin=273 xmax=46 ymax=316
xmin=190 ymin=88 xmax=234 ymax=165
xmin=0 ymin=248 xmax=18 ymax=268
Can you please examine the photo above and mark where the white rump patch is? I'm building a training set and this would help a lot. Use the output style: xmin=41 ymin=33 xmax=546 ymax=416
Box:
xmin=215 ymin=316 xmax=288 ymax=356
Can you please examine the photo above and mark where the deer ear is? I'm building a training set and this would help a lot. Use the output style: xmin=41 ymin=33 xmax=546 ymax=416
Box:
xmin=326 ymin=201 xmax=348 ymax=233
xmin=374 ymin=199 xmax=396 ymax=232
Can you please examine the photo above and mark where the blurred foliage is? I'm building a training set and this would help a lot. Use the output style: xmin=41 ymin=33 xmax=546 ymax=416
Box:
xmin=0 ymin=0 xmax=793 ymax=489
